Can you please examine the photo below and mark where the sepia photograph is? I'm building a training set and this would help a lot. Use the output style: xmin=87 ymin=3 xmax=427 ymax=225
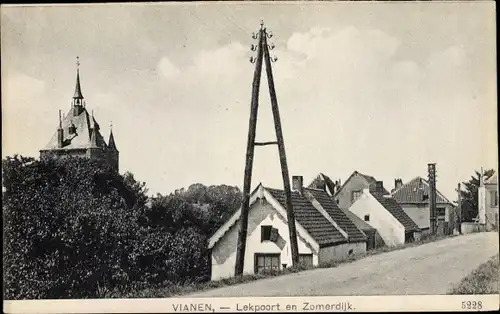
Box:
xmin=1 ymin=1 xmax=498 ymax=312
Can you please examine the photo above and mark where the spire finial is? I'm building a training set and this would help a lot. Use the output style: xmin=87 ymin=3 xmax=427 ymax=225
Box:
xmin=110 ymin=121 xmax=113 ymax=130
xmin=260 ymin=20 xmax=264 ymax=30
xmin=73 ymin=56 xmax=84 ymax=100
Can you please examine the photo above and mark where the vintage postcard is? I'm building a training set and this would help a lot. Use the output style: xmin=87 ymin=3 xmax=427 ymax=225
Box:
xmin=2 ymin=1 xmax=498 ymax=313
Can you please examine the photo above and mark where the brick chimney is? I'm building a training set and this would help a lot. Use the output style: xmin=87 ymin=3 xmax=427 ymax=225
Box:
xmin=394 ymin=178 xmax=403 ymax=190
xmin=369 ymin=181 xmax=384 ymax=194
xmin=292 ymin=175 xmax=303 ymax=192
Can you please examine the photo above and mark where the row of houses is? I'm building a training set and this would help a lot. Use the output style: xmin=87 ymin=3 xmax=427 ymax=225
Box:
xmin=208 ymin=170 xmax=458 ymax=280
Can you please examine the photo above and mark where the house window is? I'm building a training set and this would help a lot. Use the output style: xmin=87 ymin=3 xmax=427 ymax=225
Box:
xmin=351 ymin=190 xmax=362 ymax=203
xmin=491 ymin=191 xmax=498 ymax=207
xmin=298 ymin=254 xmax=313 ymax=267
xmin=364 ymin=214 xmax=370 ymax=222
xmin=261 ymin=225 xmax=272 ymax=242
xmin=254 ymin=253 xmax=280 ymax=273
xmin=437 ymin=207 xmax=446 ymax=218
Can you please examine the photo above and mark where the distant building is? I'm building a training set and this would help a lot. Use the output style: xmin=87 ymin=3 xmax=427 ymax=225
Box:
xmin=307 ymin=173 xmax=341 ymax=196
xmin=478 ymin=173 xmax=499 ymax=231
xmin=391 ymin=177 xmax=454 ymax=235
xmin=348 ymin=181 xmax=421 ymax=246
xmin=39 ymin=59 xmax=119 ymax=172
xmin=208 ymin=176 xmax=367 ymax=280
xmin=334 ymin=171 xmax=390 ymax=211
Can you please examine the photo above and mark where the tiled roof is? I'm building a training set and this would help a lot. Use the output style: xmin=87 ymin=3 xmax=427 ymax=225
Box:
xmin=391 ymin=177 xmax=451 ymax=204
xmin=371 ymin=192 xmax=420 ymax=232
xmin=485 ymin=174 xmax=498 ymax=185
xmin=358 ymin=172 xmax=390 ymax=195
xmin=305 ymin=188 xmax=367 ymax=242
xmin=267 ymin=187 xmax=367 ymax=246
xmin=266 ymin=188 xmax=347 ymax=246
xmin=307 ymin=173 xmax=337 ymax=196
xmin=42 ymin=107 xmax=108 ymax=151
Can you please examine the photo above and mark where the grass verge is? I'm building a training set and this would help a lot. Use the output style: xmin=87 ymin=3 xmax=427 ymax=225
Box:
xmin=99 ymin=233 xmax=458 ymax=298
xmin=448 ymin=254 xmax=499 ymax=295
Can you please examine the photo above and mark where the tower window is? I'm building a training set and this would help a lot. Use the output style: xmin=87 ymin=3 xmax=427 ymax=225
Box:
xmin=69 ymin=124 xmax=77 ymax=134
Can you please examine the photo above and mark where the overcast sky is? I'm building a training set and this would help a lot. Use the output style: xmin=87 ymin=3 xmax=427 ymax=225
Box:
xmin=1 ymin=2 xmax=497 ymax=200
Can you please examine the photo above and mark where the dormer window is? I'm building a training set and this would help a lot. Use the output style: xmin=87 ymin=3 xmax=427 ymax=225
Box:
xmin=364 ymin=214 xmax=370 ymax=222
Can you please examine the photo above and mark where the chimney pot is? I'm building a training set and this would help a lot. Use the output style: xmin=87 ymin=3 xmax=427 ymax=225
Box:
xmin=292 ymin=175 xmax=303 ymax=192
xmin=394 ymin=178 xmax=403 ymax=190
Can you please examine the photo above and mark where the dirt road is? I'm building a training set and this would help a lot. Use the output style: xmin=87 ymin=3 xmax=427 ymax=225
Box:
xmin=185 ymin=232 xmax=499 ymax=297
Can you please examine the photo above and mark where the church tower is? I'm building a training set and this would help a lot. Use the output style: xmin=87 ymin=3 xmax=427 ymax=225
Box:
xmin=40 ymin=57 xmax=119 ymax=172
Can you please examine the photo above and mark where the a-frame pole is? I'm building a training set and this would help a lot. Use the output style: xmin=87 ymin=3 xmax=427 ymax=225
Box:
xmin=234 ymin=27 xmax=265 ymax=276
xmin=262 ymin=30 xmax=300 ymax=266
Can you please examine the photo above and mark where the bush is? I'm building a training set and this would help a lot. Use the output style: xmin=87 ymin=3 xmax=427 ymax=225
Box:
xmin=449 ymin=254 xmax=499 ymax=294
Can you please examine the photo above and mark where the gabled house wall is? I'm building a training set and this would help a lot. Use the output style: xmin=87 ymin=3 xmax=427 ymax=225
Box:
xmin=479 ymin=174 xmax=499 ymax=231
xmin=211 ymin=199 xmax=317 ymax=281
xmin=335 ymin=173 xmax=371 ymax=210
xmin=348 ymin=189 xmax=406 ymax=247
xmin=400 ymin=203 xmax=454 ymax=230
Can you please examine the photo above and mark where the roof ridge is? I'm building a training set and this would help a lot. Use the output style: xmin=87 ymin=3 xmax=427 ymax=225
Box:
xmin=301 ymin=189 xmax=349 ymax=239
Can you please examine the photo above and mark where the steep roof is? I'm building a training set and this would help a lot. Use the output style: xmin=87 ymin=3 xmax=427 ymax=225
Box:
xmin=307 ymin=173 xmax=337 ymax=196
xmin=266 ymin=188 xmax=348 ymax=246
xmin=42 ymin=107 xmax=108 ymax=151
xmin=335 ymin=171 xmax=390 ymax=197
xmin=485 ymin=174 xmax=498 ymax=185
xmin=305 ymin=188 xmax=367 ymax=242
xmin=371 ymin=192 xmax=420 ymax=233
xmin=391 ymin=177 xmax=451 ymax=205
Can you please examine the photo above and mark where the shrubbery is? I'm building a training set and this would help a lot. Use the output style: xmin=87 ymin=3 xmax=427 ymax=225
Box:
xmin=2 ymin=155 xmax=241 ymax=299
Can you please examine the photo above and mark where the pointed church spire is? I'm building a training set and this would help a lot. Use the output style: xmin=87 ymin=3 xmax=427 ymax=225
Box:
xmin=108 ymin=121 xmax=117 ymax=150
xmin=73 ymin=56 xmax=84 ymax=100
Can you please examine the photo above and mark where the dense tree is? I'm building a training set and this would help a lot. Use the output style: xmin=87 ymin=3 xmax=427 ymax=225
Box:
xmin=167 ymin=183 xmax=242 ymax=235
xmin=3 ymin=155 xmax=242 ymax=299
xmin=460 ymin=168 xmax=495 ymax=222
xmin=3 ymin=155 xmax=145 ymax=299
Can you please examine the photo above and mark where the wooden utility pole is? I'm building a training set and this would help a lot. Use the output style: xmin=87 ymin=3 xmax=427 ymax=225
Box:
xmin=428 ymin=163 xmax=437 ymax=235
xmin=234 ymin=21 xmax=299 ymax=276
xmin=457 ymin=183 xmax=462 ymax=234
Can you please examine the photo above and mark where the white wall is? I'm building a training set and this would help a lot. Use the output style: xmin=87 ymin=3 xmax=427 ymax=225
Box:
xmin=211 ymin=200 xmax=317 ymax=280
xmin=401 ymin=204 xmax=429 ymax=229
xmin=318 ymin=242 xmax=366 ymax=263
xmin=348 ymin=191 xmax=406 ymax=247
xmin=484 ymin=183 xmax=498 ymax=231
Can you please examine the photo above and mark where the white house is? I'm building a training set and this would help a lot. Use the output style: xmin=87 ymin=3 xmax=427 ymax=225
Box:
xmin=208 ymin=176 xmax=368 ymax=280
xmin=478 ymin=173 xmax=499 ymax=231
xmin=348 ymin=181 xmax=421 ymax=247
xmin=391 ymin=177 xmax=455 ymax=235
